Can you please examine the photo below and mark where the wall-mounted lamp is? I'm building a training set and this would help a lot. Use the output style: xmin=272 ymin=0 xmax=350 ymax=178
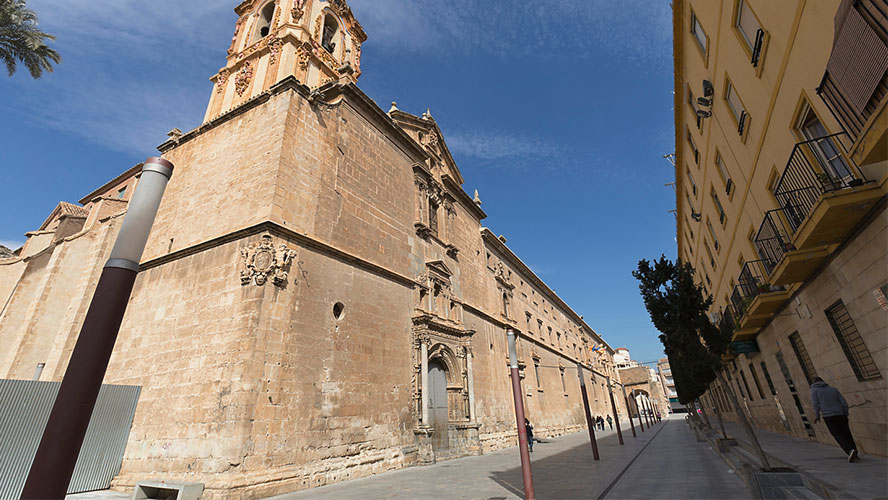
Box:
xmin=702 ymin=80 xmax=714 ymax=97
xmin=696 ymin=109 xmax=712 ymax=118
xmin=696 ymin=97 xmax=712 ymax=107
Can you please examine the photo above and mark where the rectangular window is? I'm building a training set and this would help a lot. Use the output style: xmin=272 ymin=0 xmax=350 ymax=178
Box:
xmin=735 ymin=0 xmax=762 ymax=48
xmin=711 ymin=189 xmax=726 ymax=224
xmin=749 ymin=363 xmax=766 ymax=399
xmin=560 ymin=368 xmax=567 ymax=393
xmin=715 ymin=153 xmax=734 ymax=195
xmin=691 ymin=11 xmax=708 ymax=56
xmin=686 ymin=191 xmax=697 ymax=215
xmin=686 ymin=167 xmax=697 ymax=196
xmin=116 ymin=187 xmax=127 ymax=199
xmin=739 ymin=369 xmax=754 ymax=401
xmin=760 ymin=361 xmax=777 ymax=395
xmin=687 ymin=84 xmax=702 ymax=129
xmin=825 ymin=301 xmax=881 ymax=381
xmin=788 ymin=331 xmax=818 ymax=385
xmin=429 ymin=200 xmax=439 ymax=236
xmin=534 ymin=360 xmax=542 ymax=387
xmin=707 ymin=219 xmax=720 ymax=250
xmin=704 ymin=241 xmax=715 ymax=269
xmin=686 ymin=127 xmax=699 ymax=164
xmin=725 ymin=79 xmax=748 ymax=135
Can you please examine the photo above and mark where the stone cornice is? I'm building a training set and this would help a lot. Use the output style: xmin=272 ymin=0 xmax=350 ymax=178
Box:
xmin=78 ymin=164 xmax=142 ymax=205
xmin=479 ymin=228 xmax=613 ymax=354
xmin=138 ymin=220 xmax=417 ymax=290
xmin=442 ymin=175 xmax=487 ymax=221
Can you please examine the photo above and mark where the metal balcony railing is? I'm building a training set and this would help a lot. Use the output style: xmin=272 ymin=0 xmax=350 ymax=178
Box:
xmin=719 ymin=305 xmax=737 ymax=337
xmin=730 ymin=260 xmax=786 ymax=319
xmin=754 ymin=209 xmax=798 ymax=270
xmin=773 ymin=132 xmax=867 ymax=227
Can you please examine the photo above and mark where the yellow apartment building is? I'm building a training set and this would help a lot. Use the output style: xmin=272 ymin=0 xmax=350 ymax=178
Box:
xmin=673 ymin=0 xmax=887 ymax=456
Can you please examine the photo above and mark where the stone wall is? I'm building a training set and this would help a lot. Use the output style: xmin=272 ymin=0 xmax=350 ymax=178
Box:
xmin=710 ymin=203 xmax=887 ymax=457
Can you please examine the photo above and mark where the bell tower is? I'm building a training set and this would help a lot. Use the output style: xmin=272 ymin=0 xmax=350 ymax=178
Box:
xmin=204 ymin=0 xmax=367 ymax=122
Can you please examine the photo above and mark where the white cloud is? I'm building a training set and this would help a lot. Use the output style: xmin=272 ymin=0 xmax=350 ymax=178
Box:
xmin=446 ymin=130 xmax=560 ymax=162
xmin=350 ymin=0 xmax=673 ymax=65
xmin=7 ymin=1 xmax=234 ymax=154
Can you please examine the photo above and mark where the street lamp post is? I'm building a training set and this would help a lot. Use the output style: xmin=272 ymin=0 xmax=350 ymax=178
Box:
xmin=21 ymin=158 xmax=174 ymax=499
xmin=506 ymin=329 xmax=535 ymax=500
xmin=620 ymin=383 xmax=637 ymax=438
xmin=576 ymin=363 xmax=600 ymax=460
xmin=606 ymin=376 xmax=624 ymax=445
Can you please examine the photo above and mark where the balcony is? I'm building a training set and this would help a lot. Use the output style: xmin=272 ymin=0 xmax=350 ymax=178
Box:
xmin=773 ymin=133 xmax=879 ymax=246
xmin=755 ymin=209 xmax=831 ymax=286
xmin=730 ymin=260 xmax=792 ymax=332
xmin=817 ymin=0 xmax=888 ymax=166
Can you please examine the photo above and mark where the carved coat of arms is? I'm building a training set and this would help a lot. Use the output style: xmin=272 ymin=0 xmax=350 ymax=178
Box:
xmin=240 ymin=233 xmax=294 ymax=287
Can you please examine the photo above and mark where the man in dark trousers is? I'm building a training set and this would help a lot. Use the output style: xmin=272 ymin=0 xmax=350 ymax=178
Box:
xmin=811 ymin=377 xmax=858 ymax=462
xmin=606 ymin=415 xmax=613 ymax=430
xmin=525 ymin=418 xmax=534 ymax=453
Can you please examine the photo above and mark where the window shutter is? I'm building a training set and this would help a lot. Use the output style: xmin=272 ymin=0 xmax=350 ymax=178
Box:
xmin=826 ymin=6 xmax=888 ymax=113
xmin=725 ymin=178 xmax=734 ymax=195
xmin=738 ymin=111 xmax=747 ymax=135
xmin=751 ymin=29 xmax=764 ymax=67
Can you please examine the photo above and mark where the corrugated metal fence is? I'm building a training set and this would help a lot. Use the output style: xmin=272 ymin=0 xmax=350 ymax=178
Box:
xmin=0 ymin=379 xmax=140 ymax=500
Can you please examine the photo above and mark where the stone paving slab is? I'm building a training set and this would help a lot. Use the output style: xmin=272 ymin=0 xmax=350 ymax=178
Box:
xmin=719 ymin=420 xmax=888 ymax=500
xmin=267 ymin=416 xmax=747 ymax=500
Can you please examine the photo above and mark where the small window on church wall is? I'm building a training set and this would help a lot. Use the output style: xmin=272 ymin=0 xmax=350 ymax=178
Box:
xmin=502 ymin=292 xmax=509 ymax=317
xmin=433 ymin=283 xmax=441 ymax=313
xmin=322 ymin=14 xmax=338 ymax=53
xmin=116 ymin=187 xmax=126 ymax=199
xmin=255 ymin=2 xmax=275 ymax=40
xmin=429 ymin=200 xmax=439 ymax=236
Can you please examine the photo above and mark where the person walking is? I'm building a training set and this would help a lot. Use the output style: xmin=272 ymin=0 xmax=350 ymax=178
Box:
xmin=606 ymin=415 xmax=613 ymax=430
xmin=656 ymin=411 xmax=662 ymax=423
xmin=525 ymin=418 xmax=534 ymax=453
xmin=811 ymin=377 xmax=858 ymax=462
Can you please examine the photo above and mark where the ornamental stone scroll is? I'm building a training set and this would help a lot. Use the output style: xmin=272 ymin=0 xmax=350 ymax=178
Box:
xmin=240 ymin=233 xmax=295 ymax=287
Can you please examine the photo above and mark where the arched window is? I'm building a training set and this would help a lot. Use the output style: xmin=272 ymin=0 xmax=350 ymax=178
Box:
xmin=322 ymin=14 xmax=338 ymax=53
xmin=254 ymin=2 xmax=275 ymax=40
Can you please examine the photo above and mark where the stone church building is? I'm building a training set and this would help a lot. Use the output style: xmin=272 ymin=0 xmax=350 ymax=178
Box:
xmin=0 ymin=1 xmax=625 ymax=497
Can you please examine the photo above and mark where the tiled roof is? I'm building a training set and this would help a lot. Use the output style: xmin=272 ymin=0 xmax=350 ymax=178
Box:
xmin=58 ymin=202 xmax=90 ymax=218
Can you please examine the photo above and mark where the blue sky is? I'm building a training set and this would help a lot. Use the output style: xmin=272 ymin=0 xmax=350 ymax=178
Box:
xmin=0 ymin=0 xmax=676 ymax=364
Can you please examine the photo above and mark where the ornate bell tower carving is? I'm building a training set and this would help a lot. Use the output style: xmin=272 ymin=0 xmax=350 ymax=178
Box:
xmin=204 ymin=0 xmax=368 ymax=122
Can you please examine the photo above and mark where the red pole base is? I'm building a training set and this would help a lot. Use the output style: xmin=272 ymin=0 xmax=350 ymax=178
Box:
xmin=510 ymin=366 xmax=535 ymax=500
xmin=21 ymin=266 xmax=137 ymax=499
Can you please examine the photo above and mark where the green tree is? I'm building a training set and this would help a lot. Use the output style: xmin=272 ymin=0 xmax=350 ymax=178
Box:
xmin=632 ymin=256 xmax=723 ymax=403
xmin=633 ymin=255 xmax=771 ymax=469
xmin=0 ymin=0 xmax=60 ymax=78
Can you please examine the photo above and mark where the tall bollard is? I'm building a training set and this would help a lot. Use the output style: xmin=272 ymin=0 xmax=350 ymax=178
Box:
xmin=620 ymin=383 xmax=637 ymax=438
xmin=606 ymin=376 xmax=624 ymax=445
xmin=577 ymin=363 xmax=600 ymax=460
xmin=645 ymin=397 xmax=653 ymax=429
xmin=631 ymin=391 xmax=645 ymax=432
xmin=507 ymin=329 xmax=535 ymax=500
xmin=22 ymin=158 xmax=174 ymax=499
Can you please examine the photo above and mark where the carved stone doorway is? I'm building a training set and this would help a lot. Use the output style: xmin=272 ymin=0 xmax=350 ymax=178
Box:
xmin=428 ymin=359 xmax=449 ymax=455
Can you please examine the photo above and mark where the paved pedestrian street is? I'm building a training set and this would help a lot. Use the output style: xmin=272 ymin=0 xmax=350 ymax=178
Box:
xmin=265 ymin=416 xmax=748 ymax=500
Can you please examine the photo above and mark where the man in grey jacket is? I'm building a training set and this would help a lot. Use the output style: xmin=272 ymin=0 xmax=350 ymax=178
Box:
xmin=811 ymin=377 xmax=858 ymax=462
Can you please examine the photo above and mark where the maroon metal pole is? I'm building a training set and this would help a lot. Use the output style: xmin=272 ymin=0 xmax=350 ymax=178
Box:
xmin=22 ymin=158 xmax=173 ymax=499
xmin=620 ymin=383 xmax=637 ymax=438
xmin=507 ymin=329 xmax=535 ymax=500
xmin=577 ymin=363 xmax=599 ymax=460
xmin=632 ymin=392 xmax=645 ymax=433
xmin=645 ymin=397 xmax=653 ymax=429
xmin=606 ymin=376 xmax=624 ymax=445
